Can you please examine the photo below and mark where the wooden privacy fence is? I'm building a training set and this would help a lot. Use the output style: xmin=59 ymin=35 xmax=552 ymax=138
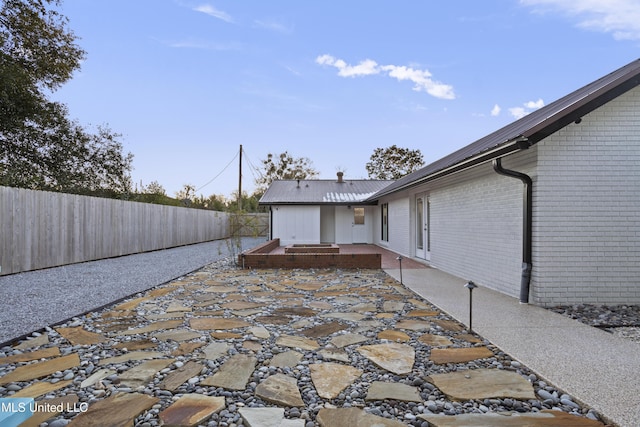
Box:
xmin=0 ymin=186 xmax=233 ymax=275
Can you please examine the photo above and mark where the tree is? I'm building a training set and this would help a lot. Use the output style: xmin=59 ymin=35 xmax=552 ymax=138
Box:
xmin=365 ymin=145 xmax=425 ymax=180
xmin=254 ymin=151 xmax=319 ymax=193
xmin=0 ymin=0 xmax=133 ymax=195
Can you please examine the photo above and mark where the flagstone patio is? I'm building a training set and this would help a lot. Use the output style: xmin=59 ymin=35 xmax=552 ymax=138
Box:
xmin=0 ymin=265 xmax=606 ymax=426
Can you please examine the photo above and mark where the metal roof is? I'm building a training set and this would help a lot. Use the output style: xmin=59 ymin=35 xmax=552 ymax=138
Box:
xmin=369 ymin=58 xmax=640 ymax=200
xmin=259 ymin=179 xmax=392 ymax=205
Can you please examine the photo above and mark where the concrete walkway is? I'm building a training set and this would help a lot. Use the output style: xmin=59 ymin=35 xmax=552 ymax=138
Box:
xmin=384 ymin=266 xmax=640 ymax=427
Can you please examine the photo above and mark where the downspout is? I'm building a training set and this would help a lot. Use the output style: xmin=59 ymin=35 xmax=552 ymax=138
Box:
xmin=269 ymin=206 xmax=274 ymax=241
xmin=492 ymin=157 xmax=533 ymax=304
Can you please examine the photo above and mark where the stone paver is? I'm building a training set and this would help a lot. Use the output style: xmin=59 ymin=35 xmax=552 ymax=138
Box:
xmin=317 ymin=407 xmax=407 ymax=426
xmin=330 ymin=333 xmax=368 ymax=348
xmin=0 ymin=346 xmax=60 ymax=364
xmin=429 ymin=346 xmax=494 ymax=364
xmin=55 ymin=326 xmax=107 ymax=345
xmin=419 ymin=410 xmax=608 ymax=426
xmin=80 ymin=368 xmax=115 ymax=388
xmin=12 ymin=333 xmax=49 ymax=350
xmin=428 ymin=368 xmax=535 ymax=400
xmin=319 ymin=348 xmax=350 ymax=363
xmin=67 ymin=392 xmax=158 ymax=427
xmin=357 ymin=343 xmax=415 ymax=375
xmin=255 ymin=374 xmax=304 ymax=407
xmin=395 ymin=319 xmax=431 ymax=331
xmin=301 ymin=321 xmax=347 ymax=338
xmin=120 ymin=319 xmax=184 ymax=335
xmin=159 ymin=394 xmax=225 ymax=427
xmin=98 ymin=350 xmax=166 ymax=365
xmin=159 ymin=361 xmax=203 ymax=391
xmin=202 ymin=354 xmax=256 ymax=390
xmin=153 ymin=329 xmax=202 ymax=342
xmin=119 ymin=358 xmax=175 ymax=387
xmin=276 ymin=335 xmax=320 ymax=351
xmin=0 ymin=353 xmax=80 ymax=385
xmin=270 ymin=350 xmax=303 ymax=367
xmin=190 ymin=317 xmax=251 ymax=330
xmin=309 ymin=362 xmax=363 ymax=399
xmin=365 ymin=381 xmax=422 ymax=402
xmin=202 ymin=342 xmax=231 ymax=360
xmin=418 ymin=334 xmax=453 ymax=346
xmin=239 ymin=407 xmax=306 ymax=427
xmin=12 ymin=379 xmax=73 ymax=398
xmin=378 ymin=330 xmax=411 ymax=342
xmin=248 ymin=326 xmax=270 ymax=339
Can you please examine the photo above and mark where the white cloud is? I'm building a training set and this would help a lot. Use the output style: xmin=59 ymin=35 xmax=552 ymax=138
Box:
xmin=316 ymin=54 xmax=455 ymax=100
xmin=193 ymin=4 xmax=233 ymax=23
xmin=254 ymin=19 xmax=294 ymax=35
xmin=509 ymin=107 xmax=529 ymax=119
xmin=524 ymin=98 xmax=545 ymax=109
xmin=491 ymin=104 xmax=501 ymax=116
xmin=521 ymin=0 xmax=640 ymax=41
xmin=315 ymin=55 xmax=380 ymax=77
xmin=509 ymin=98 xmax=545 ymax=119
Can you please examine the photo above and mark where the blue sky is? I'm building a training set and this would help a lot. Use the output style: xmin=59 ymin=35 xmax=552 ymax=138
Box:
xmin=53 ymin=0 xmax=639 ymax=198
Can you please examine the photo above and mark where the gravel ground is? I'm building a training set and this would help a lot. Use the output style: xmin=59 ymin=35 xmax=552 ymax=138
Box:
xmin=548 ymin=304 xmax=640 ymax=343
xmin=0 ymin=262 xmax=606 ymax=426
xmin=0 ymin=237 xmax=266 ymax=345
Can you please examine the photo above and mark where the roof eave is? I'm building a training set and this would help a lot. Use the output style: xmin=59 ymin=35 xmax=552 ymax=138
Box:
xmin=524 ymin=73 xmax=640 ymax=143
xmin=367 ymin=137 xmax=529 ymax=201
xmin=259 ymin=201 xmax=379 ymax=206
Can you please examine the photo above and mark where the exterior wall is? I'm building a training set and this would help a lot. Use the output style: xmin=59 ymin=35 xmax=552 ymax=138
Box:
xmin=320 ymin=206 xmax=336 ymax=243
xmin=428 ymin=156 xmax=533 ymax=298
xmin=388 ymin=198 xmax=411 ymax=256
xmin=532 ymin=86 xmax=640 ymax=305
xmin=271 ymin=205 xmax=320 ymax=246
xmin=378 ymin=151 xmax=535 ymax=299
xmin=335 ymin=206 xmax=353 ymax=244
xmin=335 ymin=206 xmax=376 ymax=244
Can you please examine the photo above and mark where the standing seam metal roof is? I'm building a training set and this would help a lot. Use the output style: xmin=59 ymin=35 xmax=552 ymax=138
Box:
xmin=259 ymin=179 xmax=392 ymax=205
xmin=368 ymin=58 xmax=640 ymax=200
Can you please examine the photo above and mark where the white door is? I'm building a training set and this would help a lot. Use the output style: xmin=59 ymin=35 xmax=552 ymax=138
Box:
xmin=416 ymin=195 xmax=430 ymax=260
xmin=352 ymin=207 xmax=367 ymax=243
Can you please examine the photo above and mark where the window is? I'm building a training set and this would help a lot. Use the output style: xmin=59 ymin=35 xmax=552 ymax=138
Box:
xmin=354 ymin=207 xmax=365 ymax=225
xmin=381 ymin=203 xmax=388 ymax=241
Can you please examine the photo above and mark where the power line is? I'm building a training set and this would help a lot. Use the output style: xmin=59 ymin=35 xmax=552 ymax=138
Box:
xmin=195 ymin=150 xmax=239 ymax=193
xmin=242 ymin=148 xmax=264 ymax=183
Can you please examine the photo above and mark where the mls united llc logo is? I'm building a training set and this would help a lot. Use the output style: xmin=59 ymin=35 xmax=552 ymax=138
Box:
xmin=0 ymin=397 xmax=88 ymax=426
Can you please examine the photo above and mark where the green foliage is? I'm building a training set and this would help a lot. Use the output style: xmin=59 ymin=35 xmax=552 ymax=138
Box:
xmin=0 ymin=0 xmax=133 ymax=195
xmin=254 ymin=151 xmax=318 ymax=193
xmin=365 ymin=145 xmax=425 ymax=180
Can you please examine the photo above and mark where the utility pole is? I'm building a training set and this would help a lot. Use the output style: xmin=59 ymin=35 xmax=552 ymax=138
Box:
xmin=238 ymin=144 xmax=242 ymax=211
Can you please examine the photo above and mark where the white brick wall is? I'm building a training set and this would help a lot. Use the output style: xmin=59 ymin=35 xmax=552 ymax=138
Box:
xmin=376 ymin=197 xmax=411 ymax=257
xmin=378 ymin=152 xmax=535 ymax=298
xmin=428 ymin=158 xmax=534 ymax=298
xmin=532 ymin=85 xmax=640 ymax=305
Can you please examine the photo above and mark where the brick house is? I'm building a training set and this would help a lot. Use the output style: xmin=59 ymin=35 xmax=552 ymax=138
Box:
xmin=261 ymin=59 xmax=640 ymax=306
xmin=369 ymin=58 xmax=640 ymax=306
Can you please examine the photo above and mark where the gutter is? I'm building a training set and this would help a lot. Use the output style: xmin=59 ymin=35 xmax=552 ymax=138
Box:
xmin=370 ymin=137 xmax=531 ymax=201
xmin=492 ymin=157 xmax=533 ymax=304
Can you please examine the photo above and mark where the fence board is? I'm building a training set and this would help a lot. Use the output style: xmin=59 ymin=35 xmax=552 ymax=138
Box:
xmin=0 ymin=187 xmax=248 ymax=275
